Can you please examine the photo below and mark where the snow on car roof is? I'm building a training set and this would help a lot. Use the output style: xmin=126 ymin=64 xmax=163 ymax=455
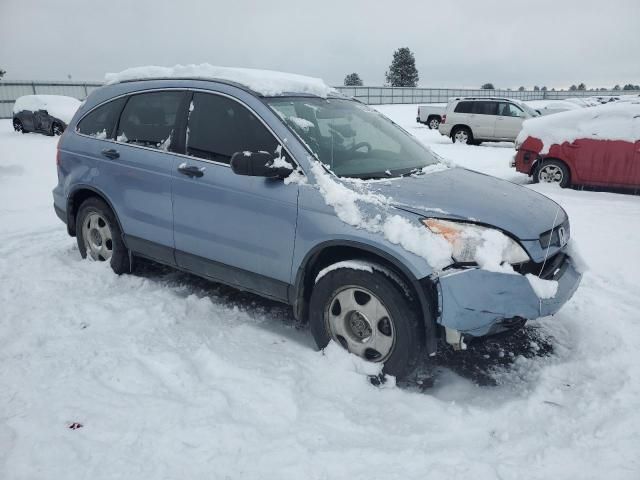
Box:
xmin=104 ymin=64 xmax=336 ymax=98
xmin=517 ymin=102 xmax=640 ymax=154
xmin=12 ymin=95 xmax=82 ymax=124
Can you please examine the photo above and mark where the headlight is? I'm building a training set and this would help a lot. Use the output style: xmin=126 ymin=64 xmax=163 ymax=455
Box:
xmin=422 ymin=219 xmax=529 ymax=266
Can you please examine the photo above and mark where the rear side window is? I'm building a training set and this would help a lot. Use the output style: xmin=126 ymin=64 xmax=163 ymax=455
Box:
xmin=473 ymin=101 xmax=498 ymax=115
xmin=77 ymin=97 xmax=126 ymax=139
xmin=454 ymin=101 xmax=473 ymax=114
xmin=116 ymin=91 xmax=185 ymax=150
xmin=186 ymin=92 xmax=279 ymax=164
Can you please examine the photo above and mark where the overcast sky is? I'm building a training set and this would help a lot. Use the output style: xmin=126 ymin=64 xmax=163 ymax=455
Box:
xmin=1 ymin=0 xmax=638 ymax=89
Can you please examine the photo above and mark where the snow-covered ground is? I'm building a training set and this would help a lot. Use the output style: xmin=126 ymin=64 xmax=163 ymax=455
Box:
xmin=1 ymin=109 xmax=640 ymax=479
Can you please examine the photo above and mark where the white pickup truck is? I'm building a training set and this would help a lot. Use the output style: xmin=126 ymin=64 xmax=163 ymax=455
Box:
xmin=416 ymin=104 xmax=447 ymax=129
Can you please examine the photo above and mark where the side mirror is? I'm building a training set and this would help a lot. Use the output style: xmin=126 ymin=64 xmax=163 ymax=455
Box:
xmin=230 ymin=151 xmax=293 ymax=178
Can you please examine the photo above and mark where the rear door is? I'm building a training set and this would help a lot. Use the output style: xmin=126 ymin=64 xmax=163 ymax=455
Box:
xmin=495 ymin=102 xmax=525 ymax=140
xmin=76 ymin=90 xmax=189 ymax=263
xmin=171 ymin=91 xmax=298 ymax=300
xmin=34 ymin=110 xmax=52 ymax=133
xmin=471 ymin=101 xmax=498 ymax=139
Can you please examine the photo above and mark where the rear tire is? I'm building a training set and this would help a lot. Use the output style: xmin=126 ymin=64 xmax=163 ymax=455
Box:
xmin=52 ymin=122 xmax=63 ymax=136
xmin=427 ymin=116 xmax=440 ymax=130
xmin=534 ymin=159 xmax=570 ymax=188
xmin=76 ymin=197 xmax=130 ymax=274
xmin=13 ymin=119 xmax=24 ymax=133
xmin=451 ymin=126 xmax=473 ymax=145
xmin=309 ymin=265 xmax=423 ymax=379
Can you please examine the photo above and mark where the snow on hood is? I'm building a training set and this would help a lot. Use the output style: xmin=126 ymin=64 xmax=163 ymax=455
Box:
xmin=12 ymin=95 xmax=81 ymax=124
xmin=517 ymin=102 xmax=640 ymax=154
xmin=105 ymin=64 xmax=336 ymax=98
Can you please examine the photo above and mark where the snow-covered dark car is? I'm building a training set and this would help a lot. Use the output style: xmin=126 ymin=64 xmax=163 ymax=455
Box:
xmin=12 ymin=95 xmax=81 ymax=136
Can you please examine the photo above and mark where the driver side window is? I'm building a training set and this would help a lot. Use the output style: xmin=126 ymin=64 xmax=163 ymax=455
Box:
xmin=186 ymin=92 xmax=281 ymax=164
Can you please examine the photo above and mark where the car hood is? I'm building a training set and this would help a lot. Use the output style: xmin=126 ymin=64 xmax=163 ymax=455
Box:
xmin=366 ymin=167 xmax=566 ymax=240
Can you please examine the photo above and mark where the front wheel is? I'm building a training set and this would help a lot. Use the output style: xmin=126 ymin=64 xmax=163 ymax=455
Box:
xmin=309 ymin=266 xmax=423 ymax=379
xmin=13 ymin=119 xmax=24 ymax=133
xmin=535 ymin=160 xmax=570 ymax=187
xmin=52 ymin=122 xmax=63 ymax=136
xmin=76 ymin=197 xmax=130 ymax=274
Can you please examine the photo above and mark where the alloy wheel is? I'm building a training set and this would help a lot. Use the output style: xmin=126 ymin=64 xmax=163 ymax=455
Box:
xmin=454 ymin=130 xmax=469 ymax=144
xmin=538 ymin=164 xmax=564 ymax=183
xmin=429 ymin=118 xmax=440 ymax=129
xmin=325 ymin=286 xmax=396 ymax=362
xmin=82 ymin=212 xmax=113 ymax=261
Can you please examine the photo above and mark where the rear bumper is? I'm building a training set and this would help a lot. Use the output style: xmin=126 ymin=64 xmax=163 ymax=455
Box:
xmin=438 ymin=124 xmax=451 ymax=137
xmin=435 ymin=254 xmax=581 ymax=337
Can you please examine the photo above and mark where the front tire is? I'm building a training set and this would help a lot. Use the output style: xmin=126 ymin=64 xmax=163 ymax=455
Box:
xmin=534 ymin=159 xmax=570 ymax=187
xmin=13 ymin=119 xmax=24 ymax=133
xmin=451 ymin=126 xmax=473 ymax=145
xmin=52 ymin=122 xmax=63 ymax=136
xmin=76 ymin=197 xmax=130 ymax=274
xmin=309 ymin=266 xmax=423 ymax=379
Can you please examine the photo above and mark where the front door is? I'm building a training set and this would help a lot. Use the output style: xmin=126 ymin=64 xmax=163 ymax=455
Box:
xmin=495 ymin=102 xmax=525 ymax=140
xmin=171 ymin=92 xmax=298 ymax=300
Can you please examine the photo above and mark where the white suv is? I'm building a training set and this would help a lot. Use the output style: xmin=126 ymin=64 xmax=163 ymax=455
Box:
xmin=438 ymin=97 xmax=540 ymax=144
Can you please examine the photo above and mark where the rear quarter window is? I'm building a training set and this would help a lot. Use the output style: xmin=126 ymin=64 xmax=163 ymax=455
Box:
xmin=77 ymin=97 xmax=126 ymax=139
xmin=454 ymin=101 xmax=473 ymax=114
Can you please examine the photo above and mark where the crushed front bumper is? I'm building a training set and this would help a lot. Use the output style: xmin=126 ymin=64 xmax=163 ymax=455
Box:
xmin=434 ymin=253 xmax=581 ymax=337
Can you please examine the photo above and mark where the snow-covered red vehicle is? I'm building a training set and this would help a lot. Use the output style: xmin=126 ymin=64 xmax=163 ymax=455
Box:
xmin=513 ymin=102 xmax=640 ymax=189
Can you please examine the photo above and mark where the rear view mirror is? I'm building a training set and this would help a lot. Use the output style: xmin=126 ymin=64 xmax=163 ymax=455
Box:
xmin=230 ymin=151 xmax=293 ymax=178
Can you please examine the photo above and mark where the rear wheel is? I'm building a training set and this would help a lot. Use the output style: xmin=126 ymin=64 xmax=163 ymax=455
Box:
xmin=76 ymin=197 xmax=130 ymax=274
xmin=52 ymin=122 xmax=63 ymax=136
xmin=13 ymin=119 xmax=24 ymax=133
xmin=451 ymin=126 xmax=473 ymax=145
xmin=427 ymin=116 xmax=440 ymax=130
xmin=309 ymin=266 xmax=423 ymax=379
xmin=535 ymin=160 xmax=570 ymax=187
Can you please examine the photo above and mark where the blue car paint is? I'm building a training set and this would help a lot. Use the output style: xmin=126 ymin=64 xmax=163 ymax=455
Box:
xmin=53 ymin=78 xmax=581 ymax=346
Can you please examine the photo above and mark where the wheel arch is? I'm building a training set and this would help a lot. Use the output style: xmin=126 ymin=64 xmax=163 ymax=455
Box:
xmin=291 ymin=240 xmax=438 ymax=354
xmin=450 ymin=124 xmax=472 ymax=136
xmin=66 ymin=185 xmax=125 ymax=241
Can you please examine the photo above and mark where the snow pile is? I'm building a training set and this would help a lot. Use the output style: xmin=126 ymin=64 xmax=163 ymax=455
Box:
xmin=12 ymin=95 xmax=81 ymax=124
xmin=525 ymin=274 xmax=559 ymax=299
xmin=105 ymin=64 xmax=336 ymax=98
xmin=517 ymin=102 xmax=640 ymax=153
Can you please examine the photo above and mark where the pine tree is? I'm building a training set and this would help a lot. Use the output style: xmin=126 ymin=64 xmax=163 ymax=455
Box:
xmin=385 ymin=48 xmax=419 ymax=87
xmin=344 ymin=73 xmax=363 ymax=86
xmin=481 ymin=83 xmax=495 ymax=90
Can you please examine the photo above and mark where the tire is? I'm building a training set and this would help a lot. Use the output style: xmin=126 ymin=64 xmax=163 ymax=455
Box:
xmin=427 ymin=116 xmax=440 ymax=130
xmin=51 ymin=122 xmax=63 ymax=136
xmin=13 ymin=119 xmax=24 ymax=133
xmin=534 ymin=159 xmax=570 ymax=188
xmin=451 ymin=126 xmax=473 ymax=145
xmin=309 ymin=266 xmax=423 ymax=379
xmin=76 ymin=197 xmax=130 ymax=274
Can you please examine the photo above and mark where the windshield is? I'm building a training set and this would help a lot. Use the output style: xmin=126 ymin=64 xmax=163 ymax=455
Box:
xmin=266 ymin=97 xmax=439 ymax=178
xmin=514 ymin=100 xmax=540 ymax=117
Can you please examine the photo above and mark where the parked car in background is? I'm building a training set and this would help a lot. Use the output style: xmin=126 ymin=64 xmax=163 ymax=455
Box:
xmin=416 ymin=104 xmax=446 ymax=129
xmin=53 ymin=65 xmax=581 ymax=379
xmin=12 ymin=95 xmax=81 ymax=136
xmin=526 ymin=100 xmax=581 ymax=116
xmin=438 ymin=97 xmax=540 ymax=144
xmin=513 ymin=102 xmax=640 ymax=189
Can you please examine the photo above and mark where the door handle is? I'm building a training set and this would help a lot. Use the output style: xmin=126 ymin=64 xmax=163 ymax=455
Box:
xmin=178 ymin=162 xmax=205 ymax=178
xmin=101 ymin=148 xmax=120 ymax=159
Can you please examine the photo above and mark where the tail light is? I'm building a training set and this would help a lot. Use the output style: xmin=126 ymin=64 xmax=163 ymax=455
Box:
xmin=441 ymin=115 xmax=446 ymax=124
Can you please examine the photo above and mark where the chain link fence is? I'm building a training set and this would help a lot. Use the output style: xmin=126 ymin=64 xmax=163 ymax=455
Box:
xmin=1 ymin=81 xmax=638 ymax=118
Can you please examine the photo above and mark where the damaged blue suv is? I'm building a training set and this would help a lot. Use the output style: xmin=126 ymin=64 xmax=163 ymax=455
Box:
xmin=53 ymin=66 xmax=581 ymax=378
